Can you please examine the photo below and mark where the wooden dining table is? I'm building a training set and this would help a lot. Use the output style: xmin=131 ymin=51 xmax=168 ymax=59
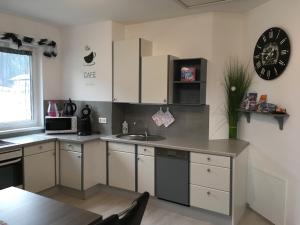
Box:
xmin=0 ymin=187 xmax=102 ymax=225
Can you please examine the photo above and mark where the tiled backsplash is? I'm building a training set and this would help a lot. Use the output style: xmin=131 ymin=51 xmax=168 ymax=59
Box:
xmin=44 ymin=100 xmax=209 ymax=140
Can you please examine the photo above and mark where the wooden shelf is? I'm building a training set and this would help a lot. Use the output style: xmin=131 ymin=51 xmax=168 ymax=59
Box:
xmin=238 ymin=109 xmax=289 ymax=130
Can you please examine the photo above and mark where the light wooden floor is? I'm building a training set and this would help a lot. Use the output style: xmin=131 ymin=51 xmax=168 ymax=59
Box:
xmin=44 ymin=188 xmax=273 ymax=225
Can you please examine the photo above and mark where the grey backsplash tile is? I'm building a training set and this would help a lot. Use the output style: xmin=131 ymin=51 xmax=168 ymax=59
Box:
xmin=120 ymin=104 xmax=209 ymax=140
xmin=44 ymin=100 xmax=209 ymax=140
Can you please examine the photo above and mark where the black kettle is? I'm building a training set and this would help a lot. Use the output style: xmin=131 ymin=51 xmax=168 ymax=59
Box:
xmin=64 ymin=98 xmax=77 ymax=116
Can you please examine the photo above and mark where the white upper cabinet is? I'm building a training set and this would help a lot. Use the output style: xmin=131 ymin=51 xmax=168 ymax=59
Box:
xmin=141 ymin=55 xmax=175 ymax=104
xmin=113 ymin=38 xmax=152 ymax=103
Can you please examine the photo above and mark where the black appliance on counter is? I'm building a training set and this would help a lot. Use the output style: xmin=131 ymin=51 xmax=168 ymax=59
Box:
xmin=64 ymin=98 xmax=77 ymax=116
xmin=78 ymin=105 xmax=92 ymax=136
xmin=155 ymin=148 xmax=190 ymax=206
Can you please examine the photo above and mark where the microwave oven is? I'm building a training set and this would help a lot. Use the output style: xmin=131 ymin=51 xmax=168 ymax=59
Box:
xmin=45 ymin=116 xmax=77 ymax=134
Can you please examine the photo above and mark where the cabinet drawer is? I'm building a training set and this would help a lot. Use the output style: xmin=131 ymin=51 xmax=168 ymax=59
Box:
xmin=60 ymin=142 xmax=82 ymax=153
xmin=190 ymin=163 xmax=230 ymax=191
xmin=108 ymin=142 xmax=135 ymax=154
xmin=137 ymin=146 xmax=154 ymax=156
xmin=190 ymin=184 xmax=230 ymax=215
xmin=24 ymin=142 xmax=55 ymax=156
xmin=190 ymin=152 xmax=230 ymax=168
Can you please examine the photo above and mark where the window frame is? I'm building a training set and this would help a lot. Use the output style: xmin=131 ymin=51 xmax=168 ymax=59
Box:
xmin=0 ymin=43 xmax=43 ymax=133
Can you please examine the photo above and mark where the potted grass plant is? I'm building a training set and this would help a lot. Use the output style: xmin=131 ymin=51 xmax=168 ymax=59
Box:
xmin=224 ymin=59 xmax=252 ymax=139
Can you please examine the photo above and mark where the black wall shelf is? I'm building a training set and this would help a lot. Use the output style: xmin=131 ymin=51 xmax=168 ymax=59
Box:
xmin=172 ymin=58 xmax=207 ymax=105
xmin=238 ymin=109 xmax=289 ymax=130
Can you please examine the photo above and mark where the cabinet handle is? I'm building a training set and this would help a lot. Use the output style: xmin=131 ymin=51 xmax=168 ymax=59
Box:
xmin=144 ymin=148 xmax=147 ymax=151
xmin=137 ymin=157 xmax=140 ymax=160
xmin=207 ymin=191 xmax=211 ymax=196
xmin=207 ymin=168 xmax=211 ymax=173
xmin=77 ymin=155 xmax=81 ymax=158
xmin=113 ymin=98 xmax=117 ymax=101
xmin=207 ymin=157 xmax=211 ymax=161
xmin=163 ymin=99 xmax=167 ymax=103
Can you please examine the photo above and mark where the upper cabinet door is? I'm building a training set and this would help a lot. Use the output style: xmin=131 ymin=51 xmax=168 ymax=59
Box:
xmin=113 ymin=39 xmax=152 ymax=103
xmin=142 ymin=55 xmax=174 ymax=104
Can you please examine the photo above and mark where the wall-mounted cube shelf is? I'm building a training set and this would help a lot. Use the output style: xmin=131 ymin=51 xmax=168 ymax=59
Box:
xmin=238 ymin=109 xmax=289 ymax=130
xmin=172 ymin=58 xmax=207 ymax=105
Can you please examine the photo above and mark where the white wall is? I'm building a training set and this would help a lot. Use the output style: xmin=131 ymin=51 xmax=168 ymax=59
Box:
xmin=240 ymin=0 xmax=300 ymax=224
xmin=125 ymin=13 xmax=245 ymax=139
xmin=61 ymin=21 xmax=124 ymax=101
xmin=0 ymin=12 xmax=62 ymax=100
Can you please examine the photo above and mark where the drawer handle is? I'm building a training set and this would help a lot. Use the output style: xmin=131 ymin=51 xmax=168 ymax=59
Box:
xmin=207 ymin=191 xmax=211 ymax=196
xmin=144 ymin=149 xmax=147 ymax=151
xmin=207 ymin=157 xmax=211 ymax=161
xmin=77 ymin=155 xmax=81 ymax=158
xmin=207 ymin=168 xmax=211 ymax=173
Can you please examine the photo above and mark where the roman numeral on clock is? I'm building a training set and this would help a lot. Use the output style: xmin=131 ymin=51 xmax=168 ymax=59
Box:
xmin=263 ymin=35 xmax=267 ymax=42
xmin=274 ymin=67 xmax=278 ymax=76
xmin=279 ymin=60 xmax=286 ymax=66
xmin=256 ymin=61 xmax=262 ymax=69
xmin=281 ymin=50 xmax=289 ymax=55
xmin=267 ymin=70 xmax=271 ymax=79
xmin=280 ymin=37 xmax=287 ymax=45
xmin=269 ymin=30 xmax=274 ymax=39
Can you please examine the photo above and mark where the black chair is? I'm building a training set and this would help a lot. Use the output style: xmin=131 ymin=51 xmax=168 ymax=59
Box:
xmin=89 ymin=192 xmax=150 ymax=225
xmin=118 ymin=192 xmax=150 ymax=225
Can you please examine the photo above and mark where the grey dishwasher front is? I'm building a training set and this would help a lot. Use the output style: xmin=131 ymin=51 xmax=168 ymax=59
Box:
xmin=155 ymin=148 xmax=189 ymax=206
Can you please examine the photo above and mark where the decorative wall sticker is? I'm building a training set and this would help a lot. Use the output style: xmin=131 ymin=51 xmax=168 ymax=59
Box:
xmin=83 ymin=45 xmax=96 ymax=79
xmin=83 ymin=45 xmax=96 ymax=66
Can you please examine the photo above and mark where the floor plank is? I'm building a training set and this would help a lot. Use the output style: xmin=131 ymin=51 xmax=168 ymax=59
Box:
xmin=43 ymin=188 xmax=273 ymax=225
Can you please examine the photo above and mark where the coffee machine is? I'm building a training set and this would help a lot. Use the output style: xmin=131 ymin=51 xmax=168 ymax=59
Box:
xmin=78 ymin=105 xmax=92 ymax=136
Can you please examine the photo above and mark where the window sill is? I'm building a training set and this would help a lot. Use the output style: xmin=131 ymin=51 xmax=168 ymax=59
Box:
xmin=0 ymin=126 xmax=44 ymax=139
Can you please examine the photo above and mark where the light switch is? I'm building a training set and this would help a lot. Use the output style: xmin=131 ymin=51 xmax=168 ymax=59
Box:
xmin=98 ymin=117 xmax=107 ymax=124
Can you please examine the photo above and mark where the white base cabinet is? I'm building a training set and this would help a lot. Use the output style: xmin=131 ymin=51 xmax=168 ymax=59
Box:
xmin=23 ymin=142 xmax=56 ymax=193
xmin=108 ymin=143 xmax=135 ymax=191
xmin=190 ymin=184 xmax=230 ymax=215
xmin=190 ymin=152 xmax=231 ymax=216
xmin=60 ymin=140 xmax=107 ymax=191
xmin=60 ymin=148 xmax=82 ymax=190
xmin=137 ymin=146 xmax=155 ymax=196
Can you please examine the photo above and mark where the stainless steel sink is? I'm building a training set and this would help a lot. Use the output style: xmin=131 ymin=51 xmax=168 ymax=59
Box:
xmin=116 ymin=134 xmax=165 ymax=141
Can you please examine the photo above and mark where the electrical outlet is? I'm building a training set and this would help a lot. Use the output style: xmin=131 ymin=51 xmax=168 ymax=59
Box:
xmin=98 ymin=117 xmax=107 ymax=124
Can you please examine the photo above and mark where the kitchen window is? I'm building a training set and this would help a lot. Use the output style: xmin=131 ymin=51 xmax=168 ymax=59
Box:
xmin=0 ymin=46 xmax=42 ymax=132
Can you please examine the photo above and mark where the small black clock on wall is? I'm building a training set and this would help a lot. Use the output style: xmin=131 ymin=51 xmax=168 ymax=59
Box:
xmin=253 ymin=27 xmax=291 ymax=80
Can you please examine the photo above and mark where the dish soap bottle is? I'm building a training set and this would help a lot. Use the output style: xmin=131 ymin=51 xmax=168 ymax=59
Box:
xmin=122 ymin=121 xmax=128 ymax=134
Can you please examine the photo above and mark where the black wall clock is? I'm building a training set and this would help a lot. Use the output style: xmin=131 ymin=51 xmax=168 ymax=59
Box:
xmin=253 ymin=27 xmax=291 ymax=80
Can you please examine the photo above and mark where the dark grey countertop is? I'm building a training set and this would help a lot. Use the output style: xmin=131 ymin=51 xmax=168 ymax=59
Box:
xmin=0 ymin=134 xmax=103 ymax=154
xmin=1 ymin=133 xmax=249 ymax=157
xmin=101 ymin=135 xmax=249 ymax=157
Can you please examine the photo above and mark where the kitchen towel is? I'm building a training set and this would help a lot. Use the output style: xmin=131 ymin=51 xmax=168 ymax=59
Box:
xmin=163 ymin=107 xmax=175 ymax=128
xmin=152 ymin=107 xmax=165 ymax=127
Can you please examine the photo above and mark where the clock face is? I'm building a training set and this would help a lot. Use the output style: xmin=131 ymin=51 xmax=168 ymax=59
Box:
xmin=253 ymin=27 xmax=291 ymax=80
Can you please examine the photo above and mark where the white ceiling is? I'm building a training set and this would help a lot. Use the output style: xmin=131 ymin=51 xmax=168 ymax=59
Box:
xmin=0 ymin=0 xmax=270 ymax=26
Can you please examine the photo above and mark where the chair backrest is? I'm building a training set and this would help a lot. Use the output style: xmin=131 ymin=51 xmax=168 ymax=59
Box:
xmin=89 ymin=214 xmax=119 ymax=225
xmin=118 ymin=192 xmax=150 ymax=225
